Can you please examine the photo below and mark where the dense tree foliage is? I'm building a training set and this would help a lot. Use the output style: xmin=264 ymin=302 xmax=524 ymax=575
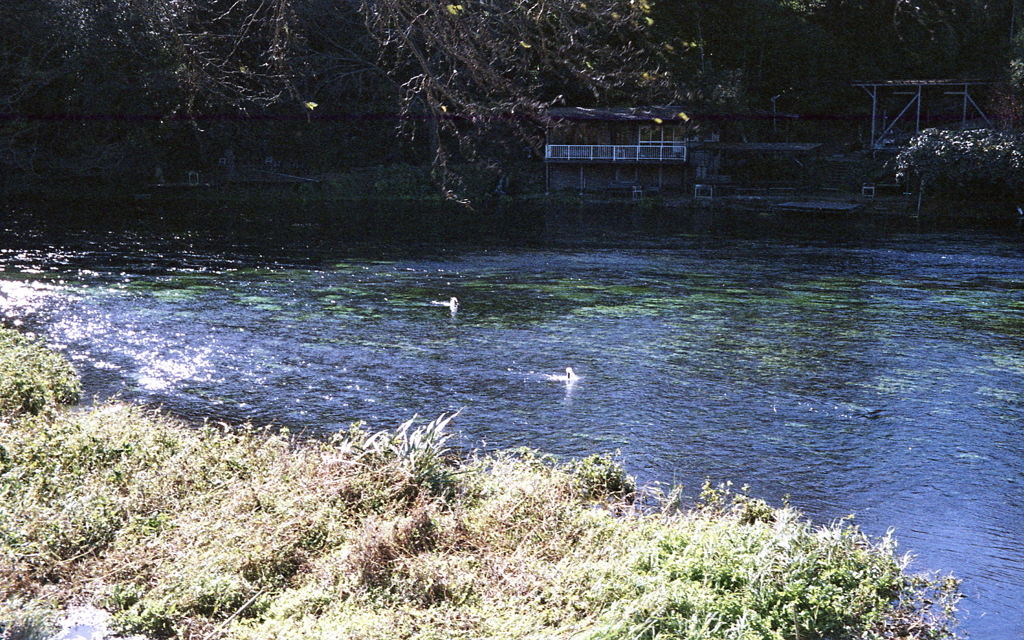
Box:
xmin=1 ymin=0 xmax=1022 ymax=193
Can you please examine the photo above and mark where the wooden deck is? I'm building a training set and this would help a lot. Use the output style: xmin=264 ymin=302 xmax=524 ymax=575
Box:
xmin=770 ymin=200 xmax=864 ymax=213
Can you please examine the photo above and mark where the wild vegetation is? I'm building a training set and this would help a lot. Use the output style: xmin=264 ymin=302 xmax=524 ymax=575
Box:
xmin=0 ymin=327 xmax=964 ymax=639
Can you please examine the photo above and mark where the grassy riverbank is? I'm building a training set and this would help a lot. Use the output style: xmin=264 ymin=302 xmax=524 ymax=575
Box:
xmin=0 ymin=327 xmax=961 ymax=639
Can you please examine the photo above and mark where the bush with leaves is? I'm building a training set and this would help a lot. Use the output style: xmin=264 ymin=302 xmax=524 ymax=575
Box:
xmin=896 ymin=128 xmax=1024 ymax=198
xmin=0 ymin=328 xmax=80 ymax=416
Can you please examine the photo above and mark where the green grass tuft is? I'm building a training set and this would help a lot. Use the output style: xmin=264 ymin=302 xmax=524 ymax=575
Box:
xmin=0 ymin=599 xmax=58 ymax=640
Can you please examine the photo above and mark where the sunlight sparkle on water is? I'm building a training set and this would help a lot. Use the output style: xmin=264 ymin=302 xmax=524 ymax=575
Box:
xmin=135 ymin=348 xmax=217 ymax=391
xmin=0 ymin=280 xmax=63 ymax=326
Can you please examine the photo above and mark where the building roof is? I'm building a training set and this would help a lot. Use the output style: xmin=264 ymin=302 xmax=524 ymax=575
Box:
xmin=691 ymin=142 xmax=821 ymax=152
xmin=852 ymin=79 xmax=995 ymax=87
xmin=545 ymin=106 xmax=802 ymax=124
xmin=545 ymin=107 xmax=695 ymax=123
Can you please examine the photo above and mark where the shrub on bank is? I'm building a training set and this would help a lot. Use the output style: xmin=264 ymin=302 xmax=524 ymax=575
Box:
xmin=0 ymin=332 xmax=961 ymax=639
xmin=896 ymin=128 xmax=1024 ymax=198
xmin=0 ymin=327 xmax=80 ymax=416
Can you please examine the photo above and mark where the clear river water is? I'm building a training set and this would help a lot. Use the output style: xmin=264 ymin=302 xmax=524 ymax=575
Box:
xmin=1 ymin=213 xmax=1022 ymax=638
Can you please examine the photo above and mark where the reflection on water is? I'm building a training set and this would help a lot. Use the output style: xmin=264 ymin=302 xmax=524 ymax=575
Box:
xmin=2 ymin=227 xmax=1024 ymax=637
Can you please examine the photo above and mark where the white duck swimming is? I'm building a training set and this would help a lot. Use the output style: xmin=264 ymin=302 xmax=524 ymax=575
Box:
xmin=431 ymin=296 xmax=459 ymax=314
xmin=546 ymin=367 xmax=579 ymax=383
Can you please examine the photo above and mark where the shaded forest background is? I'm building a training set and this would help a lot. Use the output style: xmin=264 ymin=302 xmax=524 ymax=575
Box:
xmin=2 ymin=0 xmax=1024 ymax=199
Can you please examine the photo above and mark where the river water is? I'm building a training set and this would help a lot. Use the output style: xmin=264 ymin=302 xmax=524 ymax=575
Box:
xmin=1 ymin=212 xmax=1022 ymax=638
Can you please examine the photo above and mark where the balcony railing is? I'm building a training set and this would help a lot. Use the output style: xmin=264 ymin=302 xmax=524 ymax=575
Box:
xmin=545 ymin=143 xmax=687 ymax=162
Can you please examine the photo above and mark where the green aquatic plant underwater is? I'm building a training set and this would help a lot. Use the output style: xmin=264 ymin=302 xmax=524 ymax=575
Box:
xmin=0 ymin=327 xmax=962 ymax=639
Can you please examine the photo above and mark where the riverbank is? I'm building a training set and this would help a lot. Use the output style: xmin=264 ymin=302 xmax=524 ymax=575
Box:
xmin=0 ymin=327 xmax=963 ymax=639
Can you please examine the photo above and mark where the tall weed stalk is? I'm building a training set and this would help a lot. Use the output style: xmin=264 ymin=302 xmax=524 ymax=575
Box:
xmin=357 ymin=411 xmax=461 ymax=495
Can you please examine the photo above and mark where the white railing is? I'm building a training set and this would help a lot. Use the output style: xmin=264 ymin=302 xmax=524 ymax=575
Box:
xmin=546 ymin=143 xmax=687 ymax=162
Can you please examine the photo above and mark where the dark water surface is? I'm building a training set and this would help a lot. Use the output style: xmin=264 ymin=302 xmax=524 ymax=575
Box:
xmin=2 ymin=218 xmax=1022 ymax=637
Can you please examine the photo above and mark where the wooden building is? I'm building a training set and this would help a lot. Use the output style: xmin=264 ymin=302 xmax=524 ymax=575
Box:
xmin=544 ymin=107 xmax=820 ymax=197
xmin=544 ymin=107 xmax=696 ymax=196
